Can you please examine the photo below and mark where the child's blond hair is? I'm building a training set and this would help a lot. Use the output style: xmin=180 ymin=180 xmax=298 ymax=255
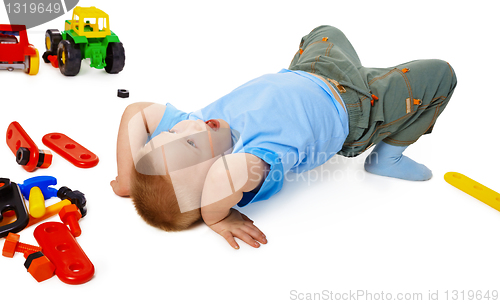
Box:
xmin=130 ymin=165 xmax=201 ymax=231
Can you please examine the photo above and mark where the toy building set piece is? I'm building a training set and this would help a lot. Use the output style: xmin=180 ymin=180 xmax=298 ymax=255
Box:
xmin=2 ymin=232 xmax=55 ymax=282
xmin=23 ymin=199 xmax=72 ymax=229
xmin=6 ymin=122 xmax=100 ymax=170
xmin=2 ymin=231 xmax=40 ymax=258
xmin=1 ymin=176 xmax=93 ymax=284
xmin=445 ymin=172 xmax=500 ymax=212
xmin=42 ymin=6 xmax=125 ymax=76
xmin=1 ymin=198 xmax=78 ymax=231
xmin=117 ymin=89 xmax=129 ymax=98
xmin=42 ymin=133 xmax=99 ymax=169
xmin=18 ymin=175 xmax=58 ymax=200
xmin=59 ymin=204 xmax=82 ymax=237
xmin=24 ymin=251 xmax=57 ymax=282
xmin=57 ymin=186 xmax=87 ymax=217
xmin=0 ymin=179 xmax=29 ymax=238
xmin=0 ymin=24 xmax=39 ymax=75
xmin=28 ymin=187 xmax=46 ymax=218
xmin=6 ymin=122 xmax=52 ymax=172
xmin=1 ymin=176 xmax=88 ymax=228
xmin=34 ymin=222 xmax=94 ymax=284
xmin=18 ymin=176 xmax=58 ymax=219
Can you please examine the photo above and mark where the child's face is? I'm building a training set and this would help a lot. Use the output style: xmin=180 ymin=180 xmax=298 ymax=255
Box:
xmin=154 ymin=118 xmax=233 ymax=170
xmin=135 ymin=119 xmax=233 ymax=212
xmin=168 ymin=119 xmax=232 ymax=154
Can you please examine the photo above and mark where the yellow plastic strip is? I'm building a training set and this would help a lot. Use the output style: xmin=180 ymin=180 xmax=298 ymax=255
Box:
xmin=27 ymin=199 xmax=72 ymax=228
xmin=444 ymin=172 xmax=500 ymax=212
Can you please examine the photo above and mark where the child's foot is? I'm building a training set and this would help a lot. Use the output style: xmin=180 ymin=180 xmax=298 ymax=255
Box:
xmin=364 ymin=141 xmax=432 ymax=181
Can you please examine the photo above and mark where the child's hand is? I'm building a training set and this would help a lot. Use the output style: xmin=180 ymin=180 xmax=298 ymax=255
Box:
xmin=110 ymin=176 xmax=130 ymax=197
xmin=208 ymin=209 xmax=267 ymax=249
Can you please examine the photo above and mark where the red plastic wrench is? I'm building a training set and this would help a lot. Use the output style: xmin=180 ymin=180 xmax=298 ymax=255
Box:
xmin=34 ymin=222 xmax=94 ymax=285
xmin=6 ymin=122 xmax=52 ymax=172
xmin=42 ymin=133 xmax=99 ymax=168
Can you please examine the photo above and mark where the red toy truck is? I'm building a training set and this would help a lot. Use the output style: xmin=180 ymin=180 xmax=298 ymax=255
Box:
xmin=0 ymin=24 xmax=39 ymax=75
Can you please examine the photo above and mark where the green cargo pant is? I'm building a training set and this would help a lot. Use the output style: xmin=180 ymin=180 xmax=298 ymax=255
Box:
xmin=289 ymin=25 xmax=457 ymax=157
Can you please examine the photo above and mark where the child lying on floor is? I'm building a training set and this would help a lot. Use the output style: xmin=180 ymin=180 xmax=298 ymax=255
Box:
xmin=111 ymin=25 xmax=457 ymax=249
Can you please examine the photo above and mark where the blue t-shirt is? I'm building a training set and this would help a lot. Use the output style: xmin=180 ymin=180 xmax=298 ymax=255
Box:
xmin=150 ymin=69 xmax=349 ymax=207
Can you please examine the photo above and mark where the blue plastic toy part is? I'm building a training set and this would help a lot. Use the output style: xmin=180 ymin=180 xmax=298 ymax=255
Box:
xmin=0 ymin=178 xmax=29 ymax=238
xmin=18 ymin=176 xmax=58 ymax=200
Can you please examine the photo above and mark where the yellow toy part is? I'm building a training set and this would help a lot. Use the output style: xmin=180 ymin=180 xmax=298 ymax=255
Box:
xmin=29 ymin=186 xmax=46 ymax=218
xmin=45 ymin=36 xmax=51 ymax=51
xmin=68 ymin=6 xmax=111 ymax=38
xmin=444 ymin=172 xmax=500 ymax=212
xmin=27 ymin=48 xmax=40 ymax=75
xmin=27 ymin=199 xmax=72 ymax=227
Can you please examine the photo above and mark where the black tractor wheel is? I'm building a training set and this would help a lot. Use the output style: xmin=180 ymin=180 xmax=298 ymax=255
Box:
xmin=57 ymin=40 xmax=82 ymax=76
xmin=42 ymin=29 xmax=62 ymax=63
xmin=105 ymin=42 xmax=125 ymax=74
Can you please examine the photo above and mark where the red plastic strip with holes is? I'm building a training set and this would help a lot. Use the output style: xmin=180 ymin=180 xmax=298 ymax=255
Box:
xmin=34 ymin=222 xmax=94 ymax=285
xmin=6 ymin=122 xmax=40 ymax=172
xmin=42 ymin=133 xmax=99 ymax=168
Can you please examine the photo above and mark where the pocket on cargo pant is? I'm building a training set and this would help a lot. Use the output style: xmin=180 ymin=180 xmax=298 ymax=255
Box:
xmin=367 ymin=68 xmax=418 ymax=143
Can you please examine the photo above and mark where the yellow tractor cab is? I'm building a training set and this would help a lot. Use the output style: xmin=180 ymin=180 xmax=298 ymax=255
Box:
xmin=65 ymin=6 xmax=111 ymax=38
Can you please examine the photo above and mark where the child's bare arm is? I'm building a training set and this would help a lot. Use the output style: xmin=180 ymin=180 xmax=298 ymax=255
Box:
xmin=201 ymin=153 xmax=269 ymax=249
xmin=111 ymin=102 xmax=165 ymax=196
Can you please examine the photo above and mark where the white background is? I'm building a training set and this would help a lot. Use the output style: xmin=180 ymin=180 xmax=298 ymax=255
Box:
xmin=1 ymin=0 xmax=499 ymax=303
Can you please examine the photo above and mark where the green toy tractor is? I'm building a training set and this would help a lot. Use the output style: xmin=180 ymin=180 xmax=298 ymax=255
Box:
xmin=42 ymin=6 xmax=125 ymax=76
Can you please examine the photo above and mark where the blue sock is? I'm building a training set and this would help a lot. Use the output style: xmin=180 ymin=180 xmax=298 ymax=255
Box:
xmin=364 ymin=141 xmax=433 ymax=181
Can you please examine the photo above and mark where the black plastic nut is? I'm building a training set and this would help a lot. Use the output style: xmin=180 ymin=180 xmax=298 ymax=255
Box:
xmin=117 ymin=89 xmax=129 ymax=98
xmin=16 ymin=147 xmax=31 ymax=165
xmin=36 ymin=149 xmax=46 ymax=168
xmin=24 ymin=251 xmax=45 ymax=270
xmin=57 ymin=186 xmax=87 ymax=217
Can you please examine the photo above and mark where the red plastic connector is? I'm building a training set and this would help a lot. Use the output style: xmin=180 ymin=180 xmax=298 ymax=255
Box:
xmin=2 ymin=233 xmax=55 ymax=282
xmin=6 ymin=122 xmax=52 ymax=171
xmin=59 ymin=204 xmax=82 ymax=237
xmin=48 ymin=55 xmax=59 ymax=68
xmin=34 ymin=222 xmax=94 ymax=285
xmin=2 ymin=232 xmax=42 ymax=258
xmin=42 ymin=133 xmax=99 ymax=168
xmin=24 ymin=251 xmax=56 ymax=282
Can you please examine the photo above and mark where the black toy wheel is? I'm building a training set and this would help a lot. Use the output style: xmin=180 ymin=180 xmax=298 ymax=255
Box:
xmin=105 ymin=42 xmax=125 ymax=74
xmin=57 ymin=40 xmax=81 ymax=76
xmin=45 ymin=29 xmax=62 ymax=53
xmin=43 ymin=29 xmax=62 ymax=63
